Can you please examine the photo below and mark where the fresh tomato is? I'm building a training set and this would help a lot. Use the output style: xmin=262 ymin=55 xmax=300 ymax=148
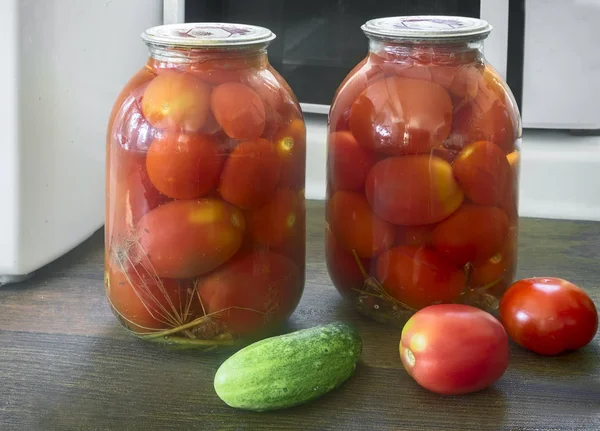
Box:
xmin=136 ymin=199 xmax=245 ymax=279
xmin=499 ymin=277 xmax=599 ymax=355
xmin=446 ymin=66 xmax=519 ymax=154
xmin=400 ymin=304 xmax=510 ymax=395
xmin=105 ymin=263 xmax=201 ymax=333
xmin=432 ymin=204 xmax=509 ymax=266
xmin=247 ymin=188 xmax=302 ymax=248
xmin=273 ymin=118 xmax=306 ymax=190
xmin=219 ymin=138 xmax=281 ymax=210
xmin=453 ymin=140 xmax=511 ymax=206
xmin=376 ymin=246 xmax=466 ymax=309
xmin=141 ymin=71 xmax=212 ymax=132
xmin=145 ymin=132 xmax=225 ymax=199
xmin=328 ymin=191 xmax=395 ymax=259
xmin=325 ymin=223 xmax=372 ymax=298
xmin=211 ymin=82 xmax=266 ymax=140
xmin=349 ymin=76 xmax=452 ymax=155
xmin=197 ymin=251 xmax=301 ymax=335
xmin=365 ymin=155 xmax=464 ymax=225
xmin=327 ymin=131 xmax=378 ymax=192
xmin=329 ymin=57 xmax=385 ymax=133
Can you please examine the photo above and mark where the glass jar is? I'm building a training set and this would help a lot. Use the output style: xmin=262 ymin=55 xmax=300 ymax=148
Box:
xmin=326 ymin=16 xmax=521 ymax=326
xmin=105 ymin=23 xmax=306 ymax=349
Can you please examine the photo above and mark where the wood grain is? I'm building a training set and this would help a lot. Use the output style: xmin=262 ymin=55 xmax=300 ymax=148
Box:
xmin=1 ymin=200 xmax=599 ymax=431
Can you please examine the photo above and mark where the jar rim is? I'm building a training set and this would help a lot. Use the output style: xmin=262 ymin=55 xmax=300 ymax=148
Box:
xmin=141 ymin=22 xmax=276 ymax=48
xmin=362 ymin=15 xmax=492 ymax=43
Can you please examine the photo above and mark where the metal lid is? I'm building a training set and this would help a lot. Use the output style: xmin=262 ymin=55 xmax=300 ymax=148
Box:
xmin=141 ymin=23 xmax=276 ymax=48
xmin=362 ymin=16 xmax=492 ymax=42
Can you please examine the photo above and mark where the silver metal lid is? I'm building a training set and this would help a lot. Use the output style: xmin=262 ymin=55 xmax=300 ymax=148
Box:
xmin=362 ymin=16 xmax=492 ymax=42
xmin=141 ymin=23 xmax=276 ymax=48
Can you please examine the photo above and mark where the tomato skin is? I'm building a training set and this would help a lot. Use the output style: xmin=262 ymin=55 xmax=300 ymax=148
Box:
xmin=219 ymin=138 xmax=281 ymax=210
xmin=432 ymin=204 xmax=509 ymax=266
xmin=400 ymin=304 xmax=510 ymax=395
xmin=365 ymin=155 xmax=464 ymax=226
xmin=141 ymin=71 xmax=211 ymax=132
xmin=274 ymin=118 xmax=306 ymax=190
xmin=136 ymin=199 xmax=246 ymax=279
xmin=146 ymin=132 xmax=225 ymax=199
xmin=247 ymin=189 xmax=302 ymax=248
xmin=499 ymin=277 xmax=599 ymax=356
xmin=349 ymin=76 xmax=452 ymax=155
xmin=453 ymin=140 xmax=511 ymax=206
xmin=469 ymin=235 xmax=516 ymax=288
xmin=211 ymin=82 xmax=266 ymax=140
xmin=395 ymin=224 xmax=436 ymax=247
xmin=328 ymin=191 xmax=395 ymax=259
xmin=376 ymin=246 xmax=466 ymax=309
xmin=328 ymin=131 xmax=378 ymax=192
xmin=196 ymin=251 xmax=301 ymax=335
xmin=325 ymin=224 xmax=371 ymax=298
xmin=106 ymin=264 xmax=200 ymax=333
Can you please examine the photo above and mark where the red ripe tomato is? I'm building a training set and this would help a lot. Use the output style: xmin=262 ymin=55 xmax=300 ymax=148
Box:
xmin=210 ymin=82 xmax=266 ymax=140
xmin=395 ymin=224 xmax=436 ymax=247
xmin=376 ymin=246 xmax=466 ymax=309
xmin=219 ymin=138 xmax=281 ymax=210
xmin=106 ymin=263 xmax=201 ymax=333
xmin=453 ymin=140 xmax=511 ymax=206
xmin=247 ymin=189 xmax=302 ymax=248
xmin=329 ymin=57 xmax=385 ymax=133
xmin=141 ymin=71 xmax=212 ymax=132
xmin=446 ymin=66 xmax=519 ymax=154
xmin=365 ymin=155 xmax=464 ymax=226
xmin=469 ymin=235 xmax=517 ymax=288
xmin=243 ymin=69 xmax=286 ymax=137
xmin=432 ymin=205 xmax=509 ymax=266
xmin=325 ymin=223 xmax=373 ymax=299
xmin=107 ymin=148 xmax=168 ymax=243
xmin=349 ymin=76 xmax=452 ymax=155
xmin=430 ymin=65 xmax=481 ymax=100
xmin=328 ymin=191 xmax=395 ymax=259
xmin=136 ymin=199 xmax=246 ymax=279
xmin=328 ymin=131 xmax=378 ymax=192
xmin=196 ymin=251 xmax=301 ymax=335
xmin=145 ymin=132 xmax=225 ymax=199
xmin=499 ymin=277 xmax=599 ymax=356
xmin=273 ymin=118 xmax=306 ymax=190
xmin=400 ymin=304 xmax=510 ymax=395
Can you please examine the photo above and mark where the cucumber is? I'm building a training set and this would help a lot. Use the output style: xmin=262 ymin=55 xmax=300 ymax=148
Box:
xmin=213 ymin=321 xmax=362 ymax=411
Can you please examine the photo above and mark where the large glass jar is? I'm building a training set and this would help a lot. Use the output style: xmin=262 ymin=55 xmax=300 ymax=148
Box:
xmin=326 ymin=16 xmax=521 ymax=326
xmin=105 ymin=23 xmax=306 ymax=349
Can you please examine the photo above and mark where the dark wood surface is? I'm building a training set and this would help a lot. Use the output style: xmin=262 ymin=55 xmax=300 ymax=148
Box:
xmin=1 ymin=200 xmax=599 ymax=431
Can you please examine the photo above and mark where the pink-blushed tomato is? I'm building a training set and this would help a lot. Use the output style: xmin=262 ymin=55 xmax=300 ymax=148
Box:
xmin=349 ymin=76 xmax=452 ymax=155
xmin=365 ymin=155 xmax=464 ymax=226
xmin=210 ymin=82 xmax=266 ymax=140
xmin=328 ymin=131 xmax=378 ymax=192
xmin=376 ymin=246 xmax=466 ymax=309
xmin=499 ymin=277 xmax=599 ymax=356
xmin=400 ymin=304 xmax=510 ymax=395
xmin=431 ymin=204 xmax=509 ymax=266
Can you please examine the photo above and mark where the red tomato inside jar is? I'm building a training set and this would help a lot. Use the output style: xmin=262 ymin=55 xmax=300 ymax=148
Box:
xmin=326 ymin=16 xmax=521 ymax=325
xmin=105 ymin=23 xmax=306 ymax=348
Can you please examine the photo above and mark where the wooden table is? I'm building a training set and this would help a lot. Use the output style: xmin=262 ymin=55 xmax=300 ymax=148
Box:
xmin=1 ymin=201 xmax=599 ymax=431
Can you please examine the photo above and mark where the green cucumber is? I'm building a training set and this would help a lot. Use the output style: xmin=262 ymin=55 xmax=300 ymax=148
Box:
xmin=213 ymin=321 xmax=362 ymax=411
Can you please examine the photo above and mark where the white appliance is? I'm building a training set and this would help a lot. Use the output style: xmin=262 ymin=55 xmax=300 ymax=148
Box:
xmin=0 ymin=0 xmax=163 ymax=284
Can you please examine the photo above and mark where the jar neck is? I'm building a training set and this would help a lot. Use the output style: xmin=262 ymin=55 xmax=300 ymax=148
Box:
xmin=368 ymin=39 xmax=484 ymax=65
xmin=146 ymin=43 xmax=269 ymax=68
